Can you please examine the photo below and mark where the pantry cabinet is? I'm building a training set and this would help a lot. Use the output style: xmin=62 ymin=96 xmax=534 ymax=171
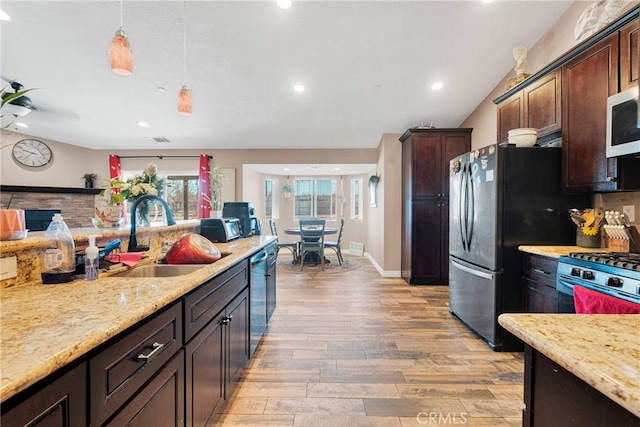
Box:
xmin=400 ymin=128 xmax=471 ymax=285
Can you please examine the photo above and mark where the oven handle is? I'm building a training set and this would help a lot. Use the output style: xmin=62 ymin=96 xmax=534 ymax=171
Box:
xmin=556 ymin=276 xmax=575 ymax=296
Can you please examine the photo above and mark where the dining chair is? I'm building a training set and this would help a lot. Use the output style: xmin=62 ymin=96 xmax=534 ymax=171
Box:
xmin=298 ymin=218 xmax=326 ymax=271
xmin=268 ymin=218 xmax=298 ymax=259
xmin=324 ymin=218 xmax=344 ymax=265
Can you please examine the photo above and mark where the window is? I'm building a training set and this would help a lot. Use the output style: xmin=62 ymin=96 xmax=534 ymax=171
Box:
xmin=166 ymin=175 xmax=199 ymax=221
xmin=351 ymin=177 xmax=363 ymax=221
xmin=294 ymin=178 xmax=337 ymax=220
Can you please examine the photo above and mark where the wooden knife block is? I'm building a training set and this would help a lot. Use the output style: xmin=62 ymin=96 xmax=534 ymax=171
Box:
xmin=607 ymin=226 xmax=640 ymax=252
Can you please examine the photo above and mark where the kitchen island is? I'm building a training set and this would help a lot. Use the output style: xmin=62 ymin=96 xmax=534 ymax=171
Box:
xmin=1 ymin=233 xmax=276 ymax=425
xmin=499 ymin=313 xmax=639 ymax=426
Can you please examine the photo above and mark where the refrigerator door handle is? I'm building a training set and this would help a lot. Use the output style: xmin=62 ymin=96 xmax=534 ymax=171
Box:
xmin=451 ymin=258 xmax=493 ymax=280
xmin=459 ymin=162 xmax=467 ymax=250
xmin=467 ymin=163 xmax=475 ymax=249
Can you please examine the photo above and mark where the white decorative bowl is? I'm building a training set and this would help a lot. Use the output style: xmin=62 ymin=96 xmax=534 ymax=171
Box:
xmin=508 ymin=128 xmax=538 ymax=147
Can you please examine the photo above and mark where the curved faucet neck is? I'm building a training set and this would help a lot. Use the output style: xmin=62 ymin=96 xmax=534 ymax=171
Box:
xmin=128 ymin=195 xmax=176 ymax=252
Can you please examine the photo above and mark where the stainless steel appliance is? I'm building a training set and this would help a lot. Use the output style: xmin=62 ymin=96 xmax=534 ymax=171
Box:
xmin=249 ymin=249 xmax=268 ymax=357
xmin=449 ymin=144 xmax=589 ymax=351
xmin=556 ymin=253 xmax=640 ymax=308
xmin=222 ymin=202 xmax=261 ymax=237
xmin=606 ymin=86 xmax=640 ymax=158
xmin=200 ymin=218 xmax=241 ymax=243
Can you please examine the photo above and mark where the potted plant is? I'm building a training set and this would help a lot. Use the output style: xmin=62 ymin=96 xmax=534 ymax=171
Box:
xmin=282 ymin=182 xmax=292 ymax=198
xmin=82 ymin=173 xmax=97 ymax=188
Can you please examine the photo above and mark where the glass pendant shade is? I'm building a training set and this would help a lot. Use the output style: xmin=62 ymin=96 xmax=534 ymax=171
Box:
xmin=178 ymin=85 xmax=192 ymax=116
xmin=109 ymin=29 xmax=133 ymax=76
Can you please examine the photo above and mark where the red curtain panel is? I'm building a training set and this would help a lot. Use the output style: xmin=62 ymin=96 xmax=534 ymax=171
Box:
xmin=198 ymin=155 xmax=211 ymax=219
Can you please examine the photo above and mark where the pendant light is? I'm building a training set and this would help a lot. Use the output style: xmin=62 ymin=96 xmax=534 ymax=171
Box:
xmin=108 ymin=0 xmax=133 ymax=76
xmin=177 ymin=0 xmax=193 ymax=116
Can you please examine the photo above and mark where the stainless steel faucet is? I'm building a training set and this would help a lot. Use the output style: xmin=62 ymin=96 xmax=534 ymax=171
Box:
xmin=128 ymin=195 xmax=176 ymax=252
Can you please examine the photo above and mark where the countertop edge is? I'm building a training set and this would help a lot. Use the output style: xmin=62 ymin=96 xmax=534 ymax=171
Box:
xmin=518 ymin=245 xmax=607 ymax=259
xmin=0 ymin=235 xmax=276 ymax=403
xmin=499 ymin=313 xmax=640 ymax=417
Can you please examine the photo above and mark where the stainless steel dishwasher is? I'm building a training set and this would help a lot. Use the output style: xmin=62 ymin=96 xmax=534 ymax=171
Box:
xmin=249 ymin=249 xmax=267 ymax=357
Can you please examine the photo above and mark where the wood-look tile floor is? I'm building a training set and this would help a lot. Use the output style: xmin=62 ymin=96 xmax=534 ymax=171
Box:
xmin=209 ymin=254 xmax=524 ymax=426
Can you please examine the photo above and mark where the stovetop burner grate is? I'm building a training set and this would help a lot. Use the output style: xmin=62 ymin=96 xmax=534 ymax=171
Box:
xmin=569 ymin=252 xmax=640 ymax=272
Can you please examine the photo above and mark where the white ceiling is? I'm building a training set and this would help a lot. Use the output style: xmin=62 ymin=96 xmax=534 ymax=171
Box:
xmin=1 ymin=1 xmax=573 ymax=151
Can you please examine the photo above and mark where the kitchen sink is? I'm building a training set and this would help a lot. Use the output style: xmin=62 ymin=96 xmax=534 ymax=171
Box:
xmin=112 ymin=264 xmax=209 ymax=278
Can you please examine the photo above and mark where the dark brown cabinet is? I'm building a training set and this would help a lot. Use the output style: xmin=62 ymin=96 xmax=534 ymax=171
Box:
xmin=90 ymin=302 xmax=183 ymax=426
xmin=619 ymin=17 xmax=639 ymax=91
xmin=400 ymin=128 xmax=471 ymax=285
xmin=523 ymin=347 xmax=638 ymax=427
xmin=497 ymin=69 xmax=561 ymax=143
xmin=523 ymin=254 xmax=574 ymax=314
xmin=561 ymin=34 xmax=619 ymax=192
xmin=105 ymin=351 xmax=185 ymax=427
xmin=1 ymin=362 xmax=87 ymax=427
xmin=184 ymin=261 xmax=249 ymax=426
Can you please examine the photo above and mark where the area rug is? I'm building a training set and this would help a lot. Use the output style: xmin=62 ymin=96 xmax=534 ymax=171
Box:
xmin=277 ymin=255 xmax=361 ymax=274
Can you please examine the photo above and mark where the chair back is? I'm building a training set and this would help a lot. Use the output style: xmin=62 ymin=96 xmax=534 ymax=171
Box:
xmin=299 ymin=218 xmax=326 ymax=249
xmin=336 ymin=218 xmax=345 ymax=244
xmin=269 ymin=217 xmax=277 ymax=236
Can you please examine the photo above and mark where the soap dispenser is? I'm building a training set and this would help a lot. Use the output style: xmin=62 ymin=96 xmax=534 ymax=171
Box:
xmin=85 ymin=235 xmax=99 ymax=281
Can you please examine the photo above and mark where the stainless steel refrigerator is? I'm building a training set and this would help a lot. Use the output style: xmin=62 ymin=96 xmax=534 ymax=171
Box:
xmin=448 ymin=144 xmax=589 ymax=351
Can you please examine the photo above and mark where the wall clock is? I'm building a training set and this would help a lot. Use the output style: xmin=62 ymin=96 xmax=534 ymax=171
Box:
xmin=12 ymin=139 xmax=53 ymax=168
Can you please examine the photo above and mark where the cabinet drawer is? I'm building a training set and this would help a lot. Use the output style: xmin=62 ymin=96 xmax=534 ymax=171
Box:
xmin=523 ymin=255 xmax=558 ymax=287
xmin=90 ymin=302 xmax=182 ymax=426
xmin=184 ymin=261 xmax=248 ymax=342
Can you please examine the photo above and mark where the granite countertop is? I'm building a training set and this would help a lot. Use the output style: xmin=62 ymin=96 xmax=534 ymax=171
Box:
xmin=0 ymin=235 xmax=276 ymax=403
xmin=499 ymin=313 xmax=640 ymax=417
xmin=518 ymin=245 xmax=608 ymax=259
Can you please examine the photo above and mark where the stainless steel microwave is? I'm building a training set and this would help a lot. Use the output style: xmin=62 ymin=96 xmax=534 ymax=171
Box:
xmin=606 ymin=86 xmax=640 ymax=158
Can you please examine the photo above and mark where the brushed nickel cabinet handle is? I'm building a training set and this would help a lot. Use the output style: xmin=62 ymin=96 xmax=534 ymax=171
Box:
xmin=137 ymin=342 xmax=164 ymax=360
xmin=533 ymin=268 xmax=549 ymax=275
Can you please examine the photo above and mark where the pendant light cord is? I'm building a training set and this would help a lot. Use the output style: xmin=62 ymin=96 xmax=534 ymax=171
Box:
xmin=120 ymin=0 xmax=124 ymax=31
xmin=183 ymin=0 xmax=187 ymax=85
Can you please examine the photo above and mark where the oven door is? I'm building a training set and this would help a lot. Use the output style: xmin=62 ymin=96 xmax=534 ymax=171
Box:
xmin=555 ymin=275 xmax=578 ymax=313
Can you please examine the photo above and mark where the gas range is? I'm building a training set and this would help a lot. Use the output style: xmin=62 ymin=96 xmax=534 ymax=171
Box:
xmin=556 ymin=252 xmax=640 ymax=304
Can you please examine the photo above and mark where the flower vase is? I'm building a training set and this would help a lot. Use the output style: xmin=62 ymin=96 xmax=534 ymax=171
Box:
xmin=135 ymin=200 xmax=151 ymax=227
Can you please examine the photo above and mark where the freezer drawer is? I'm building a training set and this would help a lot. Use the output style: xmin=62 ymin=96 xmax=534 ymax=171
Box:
xmin=449 ymin=257 xmax=500 ymax=347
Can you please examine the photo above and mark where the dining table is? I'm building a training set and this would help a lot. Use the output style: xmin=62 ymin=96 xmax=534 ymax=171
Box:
xmin=283 ymin=226 xmax=338 ymax=265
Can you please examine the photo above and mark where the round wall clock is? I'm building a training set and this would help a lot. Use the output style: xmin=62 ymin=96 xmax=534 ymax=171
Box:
xmin=12 ymin=139 xmax=53 ymax=167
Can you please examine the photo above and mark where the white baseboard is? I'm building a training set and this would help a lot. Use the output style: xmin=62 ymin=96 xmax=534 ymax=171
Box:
xmin=364 ymin=252 xmax=401 ymax=278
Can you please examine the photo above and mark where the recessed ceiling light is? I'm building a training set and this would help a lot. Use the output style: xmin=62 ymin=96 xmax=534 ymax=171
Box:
xmin=277 ymin=0 xmax=292 ymax=9
xmin=0 ymin=10 xmax=11 ymax=21
xmin=283 ymin=167 xmax=290 ymax=171
xmin=157 ymin=86 xmax=166 ymax=93
xmin=431 ymin=81 xmax=444 ymax=90
xmin=137 ymin=121 xmax=150 ymax=127
xmin=333 ymin=167 xmax=341 ymax=171
xmin=15 ymin=122 xmax=28 ymax=128
xmin=293 ymin=84 xmax=305 ymax=93
xmin=482 ymin=0 xmax=495 ymax=3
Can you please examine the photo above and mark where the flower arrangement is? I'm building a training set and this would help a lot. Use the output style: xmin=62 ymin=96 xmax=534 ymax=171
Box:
xmin=100 ymin=162 xmax=164 ymax=205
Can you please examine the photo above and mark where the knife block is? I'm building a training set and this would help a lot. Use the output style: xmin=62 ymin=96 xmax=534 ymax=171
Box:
xmin=607 ymin=226 xmax=640 ymax=252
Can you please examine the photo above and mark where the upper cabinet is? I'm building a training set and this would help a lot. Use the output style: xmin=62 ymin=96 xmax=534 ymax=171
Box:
xmin=561 ymin=34 xmax=619 ymax=192
xmin=619 ymin=17 xmax=639 ymax=91
xmin=494 ymin=7 xmax=640 ymax=193
xmin=497 ymin=69 xmax=561 ymax=144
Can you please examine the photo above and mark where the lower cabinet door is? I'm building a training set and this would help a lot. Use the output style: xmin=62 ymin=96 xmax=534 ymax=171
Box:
xmin=226 ymin=288 xmax=249 ymax=393
xmin=1 ymin=362 xmax=86 ymax=427
xmin=185 ymin=311 xmax=225 ymax=427
xmin=524 ymin=278 xmax=559 ymax=313
xmin=105 ymin=350 xmax=185 ymax=427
